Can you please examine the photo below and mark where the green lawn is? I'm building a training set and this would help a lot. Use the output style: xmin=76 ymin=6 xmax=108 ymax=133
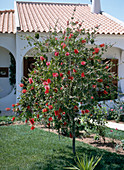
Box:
xmin=0 ymin=125 xmax=124 ymax=170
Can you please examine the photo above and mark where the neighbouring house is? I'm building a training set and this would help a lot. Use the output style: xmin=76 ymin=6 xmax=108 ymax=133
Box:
xmin=0 ymin=0 xmax=124 ymax=111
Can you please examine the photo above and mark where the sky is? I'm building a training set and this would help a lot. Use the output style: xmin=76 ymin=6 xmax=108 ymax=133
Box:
xmin=0 ymin=0 xmax=124 ymax=22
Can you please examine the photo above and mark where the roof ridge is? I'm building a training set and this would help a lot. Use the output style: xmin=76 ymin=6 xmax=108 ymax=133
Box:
xmin=16 ymin=1 xmax=88 ymax=6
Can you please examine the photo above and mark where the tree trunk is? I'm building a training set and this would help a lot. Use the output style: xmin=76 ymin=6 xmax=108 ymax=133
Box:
xmin=72 ymin=118 xmax=76 ymax=155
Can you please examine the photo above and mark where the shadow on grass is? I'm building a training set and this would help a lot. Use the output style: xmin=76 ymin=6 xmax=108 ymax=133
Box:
xmin=30 ymin=143 xmax=124 ymax=170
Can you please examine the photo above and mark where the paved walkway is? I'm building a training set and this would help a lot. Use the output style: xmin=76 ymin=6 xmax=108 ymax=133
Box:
xmin=106 ymin=121 xmax=124 ymax=131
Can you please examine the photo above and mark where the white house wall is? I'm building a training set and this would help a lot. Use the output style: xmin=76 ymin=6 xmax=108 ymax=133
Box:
xmin=0 ymin=33 xmax=16 ymax=111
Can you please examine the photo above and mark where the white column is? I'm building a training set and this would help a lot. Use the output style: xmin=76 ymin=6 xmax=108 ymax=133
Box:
xmin=119 ymin=51 xmax=124 ymax=93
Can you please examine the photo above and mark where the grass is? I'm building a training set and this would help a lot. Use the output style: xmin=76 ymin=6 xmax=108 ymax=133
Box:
xmin=0 ymin=124 xmax=124 ymax=170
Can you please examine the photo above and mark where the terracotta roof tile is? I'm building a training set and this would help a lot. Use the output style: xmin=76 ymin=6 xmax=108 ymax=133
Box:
xmin=16 ymin=2 xmax=124 ymax=35
xmin=0 ymin=10 xmax=16 ymax=33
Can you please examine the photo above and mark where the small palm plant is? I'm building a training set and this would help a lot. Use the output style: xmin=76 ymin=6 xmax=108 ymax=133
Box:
xmin=65 ymin=154 xmax=102 ymax=170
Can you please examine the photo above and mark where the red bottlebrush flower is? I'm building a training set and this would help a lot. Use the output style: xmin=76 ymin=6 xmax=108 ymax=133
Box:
xmin=47 ymin=79 xmax=51 ymax=84
xmin=98 ymin=79 xmax=103 ymax=83
xmin=81 ymin=61 xmax=86 ymax=65
xmin=49 ymin=105 xmax=53 ymax=110
xmin=55 ymin=37 xmax=57 ymax=40
xmin=64 ymin=36 xmax=67 ymax=41
xmin=61 ymin=62 xmax=63 ymax=65
xmin=37 ymin=114 xmax=39 ymax=119
xmin=43 ymin=81 xmax=48 ymax=85
xmin=12 ymin=117 xmax=15 ymax=121
xmin=67 ymin=71 xmax=70 ymax=75
xmin=45 ymin=89 xmax=49 ymax=94
xmin=59 ymin=108 xmax=62 ymax=113
xmin=116 ymin=128 xmax=118 ymax=130
xmin=46 ymin=62 xmax=50 ymax=66
xmin=29 ymin=118 xmax=34 ymax=125
xmin=49 ymin=117 xmax=53 ymax=122
xmin=12 ymin=104 xmax=15 ymax=107
xmin=100 ymin=43 xmax=105 ymax=47
xmin=65 ymin=52 xmax=70 ymax=56
xmin=58 ymin=114 xmax=62 ymax=120
xmin=103 ymin=90 xmax=108 ymax=95
xmin=52 ymin=73 xmax=59 ymax=77
xmin=64 ymin=122 xmax=67 ymax=126
xmin=31 ymin=126 xmax=35 ymax=130
xmin=45 ymin=103 xmax=48 ymax=106
xmin=105 ymin=66 xmax=109 ymax=69
xmin=60 ymin=87 xmax=63 ymax=90
xmin=74 ymin=105 xmax=78 ymax=110
xmin=5 ymin=108 xmax=11 ymax=111
xmin=54 ymin=52 xmax=59 ymax=56
xmin=19 ymin=83 xmax=24 ymax=87
xmin=74 ymin=49 xmax=79 ymax=54
xmin=94 ymin=48 xmax=99 ymax=54
xmin=91 ymin=96 xmax=94 ymax=99
xmin=42 ymin=108 xmax=48 ymax=112
xmin=110 ymin=130 xmax=113 ymax=132
xmin=22 ymin=89 xmax=27 ymax=93
xmin=54 ymin=110 xmax=59 ymax=116
xmin=27 ymin=105 xmax=30 ymax=110
xmin=73 ymin=69 xmax=77 ymax=73
xmin=25 ymin=119 xmax=28 ymax=123
xmin=82 ymin=40 xmax=86 ymax=44
xmin=69 ymin=133 xmax=73 ymax=138
xmin=62 ymin=112 xmax=66 ymax=115
xmin=47 ymin=123 xmax=50 ymax=127
xmin=34 ymin=70 xmax=36 ymax=74
xmin=63 ymin=43 xmax=66 ymax=49
xmin=81 ymin=110 xmax=85 ymax=114
xmin=92 ymin=52 xmax=95 ymax=55
xmin=45 ymin=85 xmax=50 ymax=90
xmin=90 ymin=114 xmax=93 ymax=117
xmin=31 ymin=86 xmax=34 ymax=90
xmin=29 ymin=78 xmax=33 ymax=84
xmin=85 ymin=109 xmax=90 ymax=113
xmin=68 ymin=76 xmax=74 ymax=80
xmin=60 ymin=73 xmax=63 ymax=77
xmin=81 ymin=72 xmax=85 ymax=78
xmin=40 ymin=56 xmax=45 ymax=61
xmin=92 ymin=85 xmax=97 ymax=88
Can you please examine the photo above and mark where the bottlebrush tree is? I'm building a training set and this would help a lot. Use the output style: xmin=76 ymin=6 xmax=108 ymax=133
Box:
xmin=13 ymin=12 xmax=117 ymax=154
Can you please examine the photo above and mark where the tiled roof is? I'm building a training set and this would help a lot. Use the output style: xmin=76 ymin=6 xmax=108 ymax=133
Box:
xmin=0 ymin=10 xmax=16 ymax=33
xmin=16 ymin=1 xmax=124 ymax=35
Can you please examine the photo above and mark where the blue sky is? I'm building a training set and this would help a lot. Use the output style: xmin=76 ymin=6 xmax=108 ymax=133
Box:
xmin=0 ymin=0 xmax=124 ymax=22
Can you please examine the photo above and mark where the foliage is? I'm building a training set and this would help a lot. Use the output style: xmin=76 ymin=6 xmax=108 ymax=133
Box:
xmin=115 ymin=139 xmax=124 ymax=151
xmin=65 ymin=154 xmax=102 ymax=170
xmin=9 ymin=52 xmax=16 ymax=88
xmin=107 ymin=97 xmax=124 ymax=122
xmin=13 ymin=10 xmax=117 ymax=154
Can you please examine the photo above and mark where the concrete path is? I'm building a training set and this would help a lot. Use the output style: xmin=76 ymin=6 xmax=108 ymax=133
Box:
xmin=106 ymin=121 xmax=124 ymax=131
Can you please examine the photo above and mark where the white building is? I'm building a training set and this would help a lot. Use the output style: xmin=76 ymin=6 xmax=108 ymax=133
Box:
xmin=0 ymin=0 xmax=124 ymax=111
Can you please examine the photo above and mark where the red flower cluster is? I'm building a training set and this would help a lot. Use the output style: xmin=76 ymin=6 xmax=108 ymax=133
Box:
xmin=97 ymin=79 xmax=103 ymax=83
xmin=42 ymin=108 xmax=48 ymax=112
xmin=40 ymin=56 xmax=45 ymax=61
xmin=31 ymin=126 xmax=35 ymax=130
xmin=54 ymin=52 xmax=59 ymax=56
xmin=6 ymin=108 xmax=11 ymax=111
xmin=19 ymin=83 xmax=24 ymax=87
xmin=49 ymin=105 xmax=53 ymax=109
xmin=74 ymin=49 xmax=79 ymax=54
xmin=100 ymin=43 xmax=105 ymax=47
xmin=49 ymin=117 xmax=53 ymax=122
xmin=81 ymin=72 xmax=85 ymax=78
xmin=82 ymin=40 xmax=86 ymax=44
xmin=30 ymin=118 xmax=35 ymax=125
xmin=81 ymin=61 xmax=86 ymax=65
xmin=22 ymin=89 xmax=27 ymax=93
xmin=12 ymin=117 xmax=15 ymax=121
xmin=29 ymin=78 xmax=33 ymax=84
xmin=53 ymin=73 xmax=59 ymax=77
